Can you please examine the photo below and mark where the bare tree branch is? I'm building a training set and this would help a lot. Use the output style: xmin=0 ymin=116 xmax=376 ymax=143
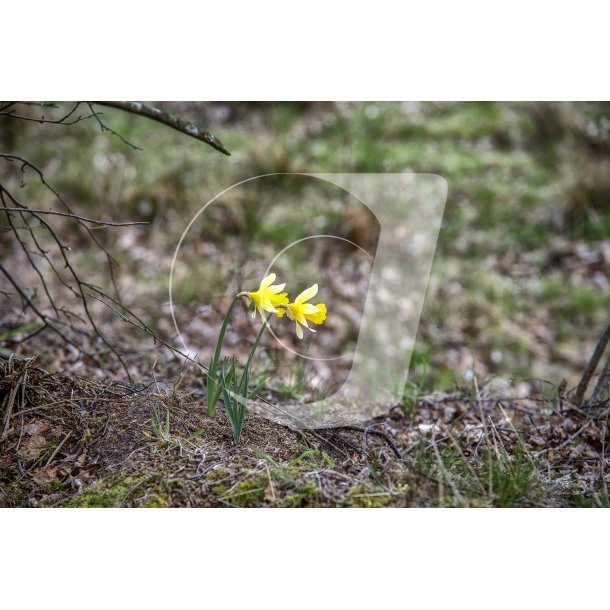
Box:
xmin=85 ymin=102 xmax=142 ymax=150
xmin=0 ymin=206 xmax=149 ymax=227
xmin=0 ymin=171 xmax=133 ymax=378
xmin=0 ymin=261 xmax=88 ymax=356
xmin=573 ymin=320 xmax=610 ymax=406
xmin=0 ymin=101 xmax=100 ymax=126
xmin=591 ymin=350 xmax=610 ymax=404
xmin=0 ymin=101 xmax=231 ymax=382
xmin=0 ymin=153 xmax=122 ymax=296
xmin=92 ymin=101 xmax=231 ymax=156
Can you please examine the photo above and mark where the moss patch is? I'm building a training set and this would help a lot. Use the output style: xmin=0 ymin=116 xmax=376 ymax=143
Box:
xmin=276 ymin=480 xmax=319 ymax=507
xmin=345 ymin=484 xmax=394 ymax=508
xmin=65 ymin=476 xmax=144 ymax=508
xmin=221 ymin=475 xmax=266 ymax=507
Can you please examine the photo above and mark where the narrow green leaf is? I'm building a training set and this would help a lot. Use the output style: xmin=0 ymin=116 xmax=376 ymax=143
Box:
xmin=187 ymin=426 xmax=206 ymax=440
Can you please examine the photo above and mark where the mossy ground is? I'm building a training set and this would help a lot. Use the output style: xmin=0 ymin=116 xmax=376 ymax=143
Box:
xmin=1 ymin=359 xmax=608 ymax=508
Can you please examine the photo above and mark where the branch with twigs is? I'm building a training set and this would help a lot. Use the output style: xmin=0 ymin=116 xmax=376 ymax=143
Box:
xmin=2 ymin=101 xmax=231 ymax=155
xmin=0 ymin=101 xmax=100 ymax=126
xmin=0 ymin=180 xmax=131 ymax=376
xmin=91 ymin=101 xmax=231 ymax=155
xmin=0 ymin=101 xmax=231 ymax=383
xmin=0 ymin=206 xmax=148 ymax=227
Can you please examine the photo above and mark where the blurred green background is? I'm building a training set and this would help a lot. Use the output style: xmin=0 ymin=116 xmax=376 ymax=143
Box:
xmin=2 ymin=101 xmax=610 ymax=395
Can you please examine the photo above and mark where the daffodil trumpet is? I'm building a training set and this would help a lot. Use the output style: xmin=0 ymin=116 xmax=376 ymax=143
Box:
xmin=276 ymin=283 xmax=327 ymax=339
xmin=240 ymin=273 xmax=289 ymax=319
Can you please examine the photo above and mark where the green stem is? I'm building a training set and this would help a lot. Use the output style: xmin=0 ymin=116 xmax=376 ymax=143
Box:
xmin=207 ymin=294 xmax=240 ymax=416
xmin=244 ymin=313 xmax=273 ymax=375
xmin=212 ymin=294 xmax=240 ymax=374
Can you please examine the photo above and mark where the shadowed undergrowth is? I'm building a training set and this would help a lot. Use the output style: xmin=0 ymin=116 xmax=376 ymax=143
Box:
xmin=2 ymin=358 xmax=608 ymax=507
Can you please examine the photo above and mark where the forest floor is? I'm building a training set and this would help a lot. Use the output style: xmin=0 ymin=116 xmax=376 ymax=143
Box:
xmin=2 ymin=102 xmax=610 ymax=507
xmin=2 ymin=356 xmax=609 ymax=507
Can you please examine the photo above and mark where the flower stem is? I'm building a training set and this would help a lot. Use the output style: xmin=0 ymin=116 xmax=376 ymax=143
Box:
xmin=213 ymin=294 xmax=240 ymax=374
xmin=245 ymin=313 xmax=272 ymax=374
xmin=207 ymin=293 xmax=240 ymax=416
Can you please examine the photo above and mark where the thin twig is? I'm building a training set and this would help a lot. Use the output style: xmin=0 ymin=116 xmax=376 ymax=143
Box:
xmin=92 ymin=101 xmax=231 ymax=155
xmin=86 ymin=102 xmax=142 ymax=150
xmin=44 ymin=431 xmax=73 ymax=468
xmin=0 ymin=101 xmax=100 ymax=126
xmin=1 ymin=153 xmax=123 ymax=296
xmin=340 ymin=424 xmax=402 ymax=459
xmin=0 ymin=261 xmax=86 ymax=356
xmin=0 ymin=207 xmax=148 ymax=226
xmin=534 ymin=423 xmax=589 ymax=458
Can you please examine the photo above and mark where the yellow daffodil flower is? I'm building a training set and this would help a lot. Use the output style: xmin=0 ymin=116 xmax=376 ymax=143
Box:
xmin=277 ymin=283 xmax=327 ymax=339
xmin=245 ymin=273 xmax=289 ymax=319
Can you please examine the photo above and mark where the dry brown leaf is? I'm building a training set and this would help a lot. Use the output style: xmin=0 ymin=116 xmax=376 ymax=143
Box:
xmin=17 ymin=434 xmax=47 ymax=462
xmin=32 ymin=467 xmax=58 ymax=486
xmin=23 ymin=420 xmax=50 ymax=436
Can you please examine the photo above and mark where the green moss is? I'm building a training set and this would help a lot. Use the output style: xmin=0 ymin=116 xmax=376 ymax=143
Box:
xmin=66 ymin=476 xmax=142 ymax=508
xmin=47 ymin=479 xmax=65 ymax=493
xmin=205 ymin=468 xmax=232 ymax=496
xmin=143 ymin=494 xmax=170 ymax=508
xmin=276 ymin=480 xmax=319 ymax=508
xmin=345 ymin=484 xmax=393 ymax=508
xmin=1 ymin=479 xmax=29 ymax=507
xmin=223 ymin=476 xmax=266 ymax=507
xmin=68 ymin=484 xmax=127 ymax=507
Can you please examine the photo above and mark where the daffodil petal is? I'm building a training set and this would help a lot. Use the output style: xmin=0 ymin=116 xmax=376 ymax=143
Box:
xmin=295 ymin=283 xmax=318 ymax=304
xmin=305 ymin=303 xmax=326 ymax=325
xmin=296 ymin=323 xmax=303 ymax=339
xmin=260 ymin=274 xmax=276 ymax=290
xmin=294 ymin=311 xmax=309 ymax=327
xmin=270 ymin=292 xmax=289 ymax=306
xmin=262 ymin=297 xmax=278 ymax=313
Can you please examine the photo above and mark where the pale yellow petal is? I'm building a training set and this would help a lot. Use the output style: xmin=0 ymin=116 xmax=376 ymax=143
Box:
xmin=290 ymin=304 xmax=308 ymax=326
xmin=295 ymin=322 xmax=304 ymax=340
xmin=269 ymin=292 xmax=289 ymax=306
xmin=305 ymin=303 xmax=326 ymax=325
xmin=300 ymin=304 xmax=319 ymax=314
xmin=295 ymin=283 xmax=318 ymax=304
xmin=267 ymin=282 xmax=286 ymax=294
xmin=262 ymin=297 xmax=278 ymax=313
xmin=260 ymin=273 xmax=276 ymax=290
